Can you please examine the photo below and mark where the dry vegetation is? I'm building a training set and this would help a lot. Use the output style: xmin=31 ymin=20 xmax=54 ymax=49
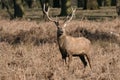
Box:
xmin=0 ymin=19 xmax=120 ymax=80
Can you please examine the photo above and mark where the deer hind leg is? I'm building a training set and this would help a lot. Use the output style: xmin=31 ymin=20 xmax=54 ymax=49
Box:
xmin=84 ymin=54 xmax=91 ymax=69
xmin=79 ymin=54 xmax=87 ymax=68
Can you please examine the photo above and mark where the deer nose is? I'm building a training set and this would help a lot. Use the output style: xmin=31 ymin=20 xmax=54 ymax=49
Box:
xmin=58 ymin=29 xmax=63 ymax=34
xmin=60 ymin=30 xmax=63 ymax=33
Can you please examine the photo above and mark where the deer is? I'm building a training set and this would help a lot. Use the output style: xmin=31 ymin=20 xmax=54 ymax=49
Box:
xmin=43 ymin=5 xmax=92 ymax=69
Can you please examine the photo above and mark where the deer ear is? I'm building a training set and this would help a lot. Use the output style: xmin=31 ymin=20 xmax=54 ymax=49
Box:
xmin=55 ymin=22 xmax=59 ymax=26
xmin=54 ymin=22 xmax=59 ymax=27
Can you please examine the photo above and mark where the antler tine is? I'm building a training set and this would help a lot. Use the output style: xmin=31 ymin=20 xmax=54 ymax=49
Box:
xmin=63 ymin=15 xmax=70 ymax=23
xmin=43 ymin=4 xmax=57 ymax=22
xmin=64 ymin=8 xmax=76 ymax=27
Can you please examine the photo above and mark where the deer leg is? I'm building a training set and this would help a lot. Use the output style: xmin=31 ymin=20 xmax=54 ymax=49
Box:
xmin=84 ymin=54 xmax=91 ymax=69
xmin=79 ymin=55 xmax=87 ymax=68
xmin=68 ymin=54 xmax=72 ymax=68
xmin=61 ymin=53 xmax=67 ymax=66
xmin=63 ymin=56 xmax=67 ymax=66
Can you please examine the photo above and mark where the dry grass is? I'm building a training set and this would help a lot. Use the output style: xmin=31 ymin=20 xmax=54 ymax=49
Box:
xmin=0 ymin=19 xmax=120 ymax=80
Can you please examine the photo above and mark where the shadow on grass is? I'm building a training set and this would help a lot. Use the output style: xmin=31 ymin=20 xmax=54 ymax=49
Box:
xmin=72 ymin=27 xmax=120 ymax=45
xmin=0 ymin=27 xmax=56 ymax=46
xmin=0 ymin=27 xmax=119 ymax=46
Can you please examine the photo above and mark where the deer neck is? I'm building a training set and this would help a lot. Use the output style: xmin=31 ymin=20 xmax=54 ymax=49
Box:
xmin=57 ymin=33 xmax=66 ymax=48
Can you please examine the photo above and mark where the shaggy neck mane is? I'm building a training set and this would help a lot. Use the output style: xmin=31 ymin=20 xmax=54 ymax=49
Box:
xmin=57 ymin=34 xmax=66 ymax=48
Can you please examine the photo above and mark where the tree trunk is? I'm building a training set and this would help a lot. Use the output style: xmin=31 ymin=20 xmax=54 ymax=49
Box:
xmin=1 ymin=0 xmax=13 ymax=9
xmin=13 ymin=0 xmax=25 ymax=18
xmin=25 ymin=0 xmax=33 ymax=8
xmin=60 ymin=0 xmax=72 ymax=16
xmin=87 ymin=0 xmax=99 ymax=10
xmin=104 ymin=0 xmax=111 ymax=6
xmin=111 ymin=0 xmax=117 ymax=6
xmin=77 ymin=0 xmax=84 ymax=7
xmin=53 ymin=0 xmax=60 ymax=8
xmin=83 ymin=0 xmax=87 ymax=9
xmin=116 ymin=0 xmax=120 ymax=6
xmin=97 ymin=0 xmax=103 ymax=6
xmin=116 ymin=0 xmax=120 ymax=16
xmin=1 ymin=0 xmax=14 ymax=19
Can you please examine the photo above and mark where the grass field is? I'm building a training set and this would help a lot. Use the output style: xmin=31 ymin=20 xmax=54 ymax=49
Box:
xmin=0 ymin=18 xmax=120 ymax=80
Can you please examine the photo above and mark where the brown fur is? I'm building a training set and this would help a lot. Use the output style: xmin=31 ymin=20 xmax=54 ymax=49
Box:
xmin=57 ymin=29 xmax=92 ymax=69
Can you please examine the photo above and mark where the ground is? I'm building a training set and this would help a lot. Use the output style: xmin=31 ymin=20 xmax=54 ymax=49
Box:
xmin=0 ymin=19 xmax=120 ymax=80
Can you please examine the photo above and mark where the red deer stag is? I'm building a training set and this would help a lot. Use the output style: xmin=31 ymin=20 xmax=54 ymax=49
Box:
xmin=43 ymin=5 xmax=92 ymax=69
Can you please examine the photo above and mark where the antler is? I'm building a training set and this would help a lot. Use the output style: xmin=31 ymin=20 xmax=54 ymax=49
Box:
xmin=63 ymin=8 xmax=76 ymax=27
xmin=43 ymin=4 xmax=57 ymax=23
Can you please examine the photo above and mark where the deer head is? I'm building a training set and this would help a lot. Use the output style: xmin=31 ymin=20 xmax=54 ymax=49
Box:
xmin=43 ymin=4 xmax=76 ymax=37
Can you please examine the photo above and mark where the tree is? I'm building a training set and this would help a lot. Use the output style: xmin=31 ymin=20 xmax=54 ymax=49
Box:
xmin=83 ymin=0 xmax=87 ymax=9
xmin=97 ymin=0 xmax=103 ymax=6
xmin=13 ymin=0 xmax=25 ymax=18
xmin=98 ymin=0 xmax=111 ymax=6
xmin=25 ymin=0 xmax=33 ymax=8
xmin=77 ymin=0 xmax=84 ymax=7
xmin=53 ymin=0 xmax=60 ymax=8
xmin=60 ymin=0 xmax=72 ymax=16
xmin=104 ymin=0 xmax=111 ymax=6
xmin=116 ymin=0 xmax=120 ymax=16
xmin=1 ymin=0 xmax=5 ymax=9
xmin=1 ymin=0 xmax=14 ymax=9
xmin=111 ymin=0 xmax=117 ymax=6
xmin=1 ymin=0 xmax=14 ymax=19
xmin=87 ymin=0 xmax=99 ymax=10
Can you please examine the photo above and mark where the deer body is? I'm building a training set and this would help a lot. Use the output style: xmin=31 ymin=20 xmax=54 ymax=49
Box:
xmin=58 ymin=35 xmax=91 ymax=55
xmin=57 ymin=28 xmax=92 ymax=68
